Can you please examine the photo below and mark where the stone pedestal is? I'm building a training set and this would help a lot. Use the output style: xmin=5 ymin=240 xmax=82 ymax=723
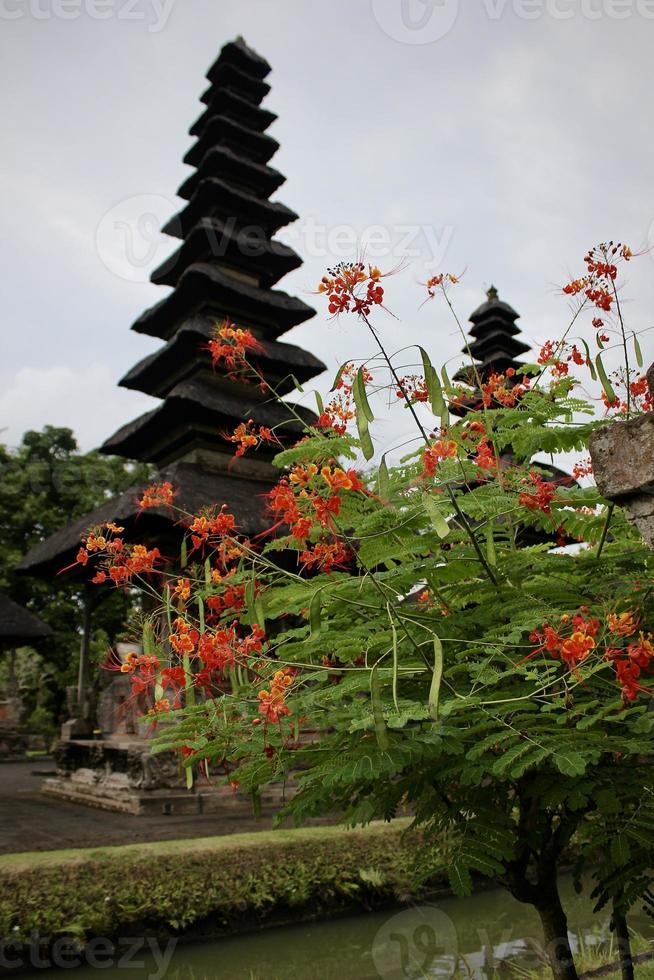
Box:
xmin=43 ymin=735 xmax=292 ymax=816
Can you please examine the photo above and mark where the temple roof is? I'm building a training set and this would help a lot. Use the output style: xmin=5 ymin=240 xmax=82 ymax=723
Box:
xmin=132 ymin=262 xmax=314 ymax=341
xmin=200 ymin=69 xmax=270 ymax=107
xmin=206 ymin=36 xmax=272 ymax=81
xmin=162 ymin=177 xmax=298 ymax=239
xmin=16 ymin=461 xmax=275 ymax=580
xmin=0 ymin=594 xmax=53 ymax=644
xmin=455 ymin=286 xmax=530 ymax=383
xmin=151 ymin=218 xmax=300 ymax=289
xmin=190 ymin=90 xmax=277 ymax=137
xmin=178 ymin=145 xmax=285 ymax=200
xmin=120 ymin=318 xmax=326 ymax=398
xmin=184 ymin=115 xmax=280 ymax=167
xmin=101 ymin=375 xmax=314 ymax=464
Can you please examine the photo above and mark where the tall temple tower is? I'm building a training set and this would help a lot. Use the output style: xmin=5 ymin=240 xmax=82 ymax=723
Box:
xmin=101 ymin=36 xmax=325 ymax=492
xmin=17 ymin=38 xmax=326 ymax=813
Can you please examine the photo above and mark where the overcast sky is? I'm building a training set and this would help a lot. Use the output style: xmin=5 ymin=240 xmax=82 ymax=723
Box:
xmin=2 ymin=0 xmax=653 ymax=459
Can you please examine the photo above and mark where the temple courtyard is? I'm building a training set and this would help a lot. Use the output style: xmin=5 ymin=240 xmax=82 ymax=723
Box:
xmin=0 ymin=760 xmax=304 ymax=853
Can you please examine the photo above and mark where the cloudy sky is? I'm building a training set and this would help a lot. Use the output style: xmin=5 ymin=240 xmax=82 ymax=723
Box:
xmin=2 ymin=0 xmax=653 ymax=458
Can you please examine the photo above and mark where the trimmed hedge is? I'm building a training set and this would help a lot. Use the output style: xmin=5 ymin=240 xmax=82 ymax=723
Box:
xmin=0 ymin=821 xmax=440 ymax=943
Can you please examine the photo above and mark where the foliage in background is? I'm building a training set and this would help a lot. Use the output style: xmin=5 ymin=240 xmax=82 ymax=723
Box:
xmin=77 ymin=245 xmax=653 ymax=980
xmin=0 ymin=426 xmax=151 ymax=714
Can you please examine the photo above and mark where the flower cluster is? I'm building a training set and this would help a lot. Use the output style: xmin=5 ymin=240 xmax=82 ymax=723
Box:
xmin=207 ymin=319 xmax=263 ymax=381
xmin=225 ymin=419 xmax=279 ymax=458
xmin=530 ymin=607 xmax=653 ymax=701
xmin=266 ymin=462 xmax=364 ymax=571
xmin=424 ymin=272 xmax=461 ymax=300
xmin=256 ymin=668 xmax=294 ymax=724
xmin=529 ymin=610 xmax=600 ymax=670
xmin=518 ymin=473 xmax=558 ymax=515
xmin=481 ymin=368 xmax=531 ymax=408
xmin=422 ymin=438 xmax=457 ymax=477
xmin=75 ymin=523 xmax=160 ymax=585
xmin=562 ymin=242 xmax=632 ymax=313
xmin=318 ymin=263 xmax=385 ymax=317
xmin=187 ymin=505 xmax=237 ymax=551
xmin=138 ymin=482 xmax=175 ymax=510
xmin=317 ymin=363 xmax=371 ymax=435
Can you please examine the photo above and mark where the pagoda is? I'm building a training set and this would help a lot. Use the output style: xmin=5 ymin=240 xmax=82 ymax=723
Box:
xmin=101 ymin=35 xmax=323 ymax=478
xmin=17 ymin=37 xmax=326 ymax=814
xmin=453 ymin=285 xmax=531 ymax=407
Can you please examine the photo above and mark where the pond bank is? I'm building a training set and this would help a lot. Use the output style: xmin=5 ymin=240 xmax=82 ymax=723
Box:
xmin=0 ymin=820 xmax=438 ymax=950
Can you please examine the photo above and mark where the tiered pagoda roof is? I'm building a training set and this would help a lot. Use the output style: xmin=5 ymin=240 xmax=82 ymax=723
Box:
xmin=457 ymin=286 xmax=530 ymax=380
xmin=102 ymin=35 xmax=322 ymax=467
xmin=19 ymin=37 xmax=325 ymax=577
xmin=452 ymin=286 xmax=530 ymax=414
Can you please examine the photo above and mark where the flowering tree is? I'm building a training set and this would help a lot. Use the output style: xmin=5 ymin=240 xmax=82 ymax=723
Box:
xmin=77 ymin=245 xmax=654 ymax=980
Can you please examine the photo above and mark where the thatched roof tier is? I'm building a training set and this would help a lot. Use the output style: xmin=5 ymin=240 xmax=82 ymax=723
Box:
xmin=467 ymin=331 xmax=531 ymax=364
xmin=200 ymin=69 xmax=270 ymax=107
xmin=101 ymin=374 xmax=314 ymax=464
xmin=151 ymin=218 xmax=300 ymax=290
xmin=454 ymin=287 xmax=531 ymax=389
xmin=190 ymin=92 xmax=277 ymax=138
xmin=177 ymin=146 xmax=285 ymax=202
xmin=17 ymin=461 xmax=275 ymax=580
xmin=132 ymin=262 xmax=314 ymax=341
xmin=162 ymin=178 xmax=298 ymax=240
xmin=184 ymin=115 xmax=279 ymax=168
xmin=0 ymin=594 xmax=53 ymax=644
xmin=120 ymin=319 xmax=325 ymax=398
xmin=206 ymin=36 xmax=272 ymax=82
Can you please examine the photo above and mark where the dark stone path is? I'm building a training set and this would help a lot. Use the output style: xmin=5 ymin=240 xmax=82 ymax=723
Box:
xmin=0 ymin=762 xmax=289 ymax=855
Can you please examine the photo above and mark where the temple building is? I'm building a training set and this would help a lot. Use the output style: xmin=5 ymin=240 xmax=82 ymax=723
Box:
xmin=17 ymin=37 xmax=326 ymax=814
xmin=453 ymin=285 xmax=531 ymax=410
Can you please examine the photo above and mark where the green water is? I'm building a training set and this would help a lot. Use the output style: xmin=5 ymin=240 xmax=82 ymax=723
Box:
xmin=16 ymin=877 xmax=654 ymax=979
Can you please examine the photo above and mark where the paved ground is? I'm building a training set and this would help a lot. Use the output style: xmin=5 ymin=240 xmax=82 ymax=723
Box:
xmin=0 ymin=762 xmax=297 ymax=854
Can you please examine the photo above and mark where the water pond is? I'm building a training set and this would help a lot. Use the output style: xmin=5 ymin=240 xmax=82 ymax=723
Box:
xmin=20 ymin=876 xmax=654 ymax=979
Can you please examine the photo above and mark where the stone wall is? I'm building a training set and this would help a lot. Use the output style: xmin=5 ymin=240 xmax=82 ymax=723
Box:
xmin=589 ymin=364 xmax=654 ymax=548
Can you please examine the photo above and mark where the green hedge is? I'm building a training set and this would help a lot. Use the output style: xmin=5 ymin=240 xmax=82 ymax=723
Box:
xmin=0 ymin=821 xmax=440 ymax=942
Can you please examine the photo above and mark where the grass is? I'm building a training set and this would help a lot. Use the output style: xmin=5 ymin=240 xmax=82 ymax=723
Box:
xmin=0 ymin=818 xmax=412 ymax=871
xmin=0 ymin=818 xmax=431 ymax=943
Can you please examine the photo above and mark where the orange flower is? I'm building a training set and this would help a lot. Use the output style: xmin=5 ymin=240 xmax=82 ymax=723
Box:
xmin=290 ymin=464 xmax=318 ymax=487
xmin=607 ymin=611 xmax=639 ymax=638
xmin=139 ymin=482 xmax=175 ymax=510
xmin=321 ymin=466 xmax=354 ymax=491
xmin=173 ymin=578 xmax=192 ymax=603
xmin=422 ymin=439 xmax=457 ymax=477
xmin=257 ymin=669 xmax=293 ymax=724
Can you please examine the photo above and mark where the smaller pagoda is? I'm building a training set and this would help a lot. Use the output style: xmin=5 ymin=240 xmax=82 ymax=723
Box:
xmin=454 ymin=286 xmax=531 ymax=399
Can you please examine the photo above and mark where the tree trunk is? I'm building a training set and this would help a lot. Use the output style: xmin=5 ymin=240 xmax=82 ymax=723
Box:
xmin=612 ymin=897 xmax=635 ymax=980
xmin=535 ymin=884 xmax=579 ymax=980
